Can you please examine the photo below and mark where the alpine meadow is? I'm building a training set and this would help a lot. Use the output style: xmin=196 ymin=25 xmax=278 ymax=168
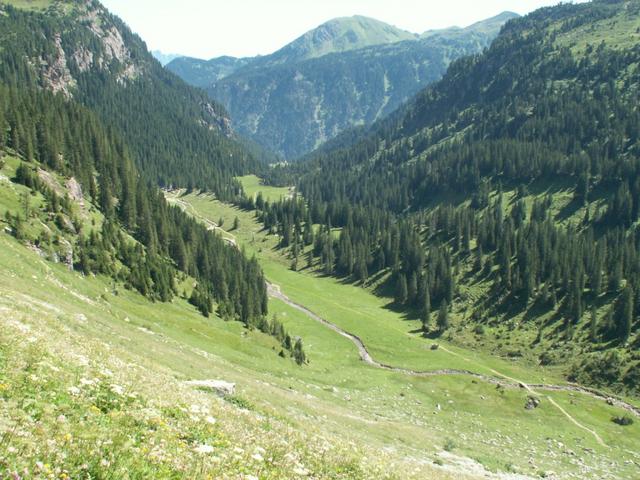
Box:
xmin=0 ymin=0 xmax=639 ymax=479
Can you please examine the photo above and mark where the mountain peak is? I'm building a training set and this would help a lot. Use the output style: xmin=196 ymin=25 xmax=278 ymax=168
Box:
xmin=268 ymin=15 xmax=417 ymax=64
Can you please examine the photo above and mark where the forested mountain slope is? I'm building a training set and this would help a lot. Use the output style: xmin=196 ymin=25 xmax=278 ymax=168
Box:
xmin=169 ymin=13 xmax=517 ymax=159
xmin=0 ymin=0 xmax=300 ymax=349
xmin=261 ymin=0 xmax=640 ymax=392
xmin=0 ymin=0 xmax=262 ymax=197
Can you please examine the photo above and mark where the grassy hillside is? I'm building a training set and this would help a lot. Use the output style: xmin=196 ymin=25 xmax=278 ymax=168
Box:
xmin=165 ymin=188 xmax=640 ymax=479
xmin=0 ymin=135 xmax=638 ymax=479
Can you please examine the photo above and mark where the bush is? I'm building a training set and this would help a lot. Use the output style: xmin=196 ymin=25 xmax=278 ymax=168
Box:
xmin=443 ymin=439 xmax=456 ymax=451
xmin=611 ymin=415 xmax=634 ymax=426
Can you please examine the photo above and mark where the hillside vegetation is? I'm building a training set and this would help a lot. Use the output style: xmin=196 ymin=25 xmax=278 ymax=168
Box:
xmin=261 ymin=0 xmax=640 ymax=393
xmin=0 ymin=0 xmax=261 ymax=197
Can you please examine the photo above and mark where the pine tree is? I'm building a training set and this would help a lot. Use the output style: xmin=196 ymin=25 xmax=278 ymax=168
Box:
xmin=437 ymin=301 xmax=449 ymax=334
xmin=293 ymin=338 xmax=306 ymax=365
xmin=396 ymin=274 xmax=408 ymax=305
xmin=422 ymin=288 xmax=431 ymax=333
xmin=619 ymin=285 xmax=633 ymax=342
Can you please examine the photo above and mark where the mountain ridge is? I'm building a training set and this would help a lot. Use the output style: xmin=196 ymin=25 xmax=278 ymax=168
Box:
xmin=168 ymin=11 xmax=519 ymax=159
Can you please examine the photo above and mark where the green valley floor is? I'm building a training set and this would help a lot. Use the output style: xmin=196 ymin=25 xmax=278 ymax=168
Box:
xmin=0 ymin=179 xmax=638 ymax=479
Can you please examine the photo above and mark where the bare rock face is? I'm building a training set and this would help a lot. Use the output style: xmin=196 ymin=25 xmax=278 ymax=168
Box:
xmin=200 ymin=102 xmax=233 ymax=137
xmin=36 ymin=1 xmax=143 ymax=98
xmin=41 ymin=34 xmax=76 ymax=98
xmin=65 ymin=178 xmax=84 ymax=206
xmin=72 ymin=47 xmax=94 ymax=73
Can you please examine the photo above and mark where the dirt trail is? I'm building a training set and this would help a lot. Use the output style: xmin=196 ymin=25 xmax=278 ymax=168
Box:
xmin=267 ymin=281 xmax=640 ymax=440
xmin=167 ymin=193 xmax=238 ymax=247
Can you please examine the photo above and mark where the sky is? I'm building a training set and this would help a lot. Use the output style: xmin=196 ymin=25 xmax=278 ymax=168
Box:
xmin=101 ymin=0 xmax=587 ymax=59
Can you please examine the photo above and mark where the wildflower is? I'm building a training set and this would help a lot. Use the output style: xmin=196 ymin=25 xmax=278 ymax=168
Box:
xmin=194 ymin=444 xmax=214 ymax=454
xmin=57 ymin=415 xmax=67 ymax=424
xmin=205 ymin=416 xmax=216 ymax=425
xmin=67 ymin=386 xmax=81 ymax=396
xmin=251 ymin=453 xmax=264 ymax=462
xmin=0 ymin=383 xmax=8 ymax=391
xmin=89 ymin=405 xmax=101 ymax=414
xmin=110 ymin=384 xmax=125 ymax=396
xmin=293 ymin=466 xmax=310 ymax=476
xmin=63 ymin=433 xmax=72 ymax=442
xmin=100 ymin=459 xmax=110 ymax=467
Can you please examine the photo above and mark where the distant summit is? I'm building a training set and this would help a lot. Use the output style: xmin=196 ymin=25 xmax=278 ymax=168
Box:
xmin=168 ymin=12 xmax=519 ymax=159
xmin=265 ymin=15 xmax=417 ymax=65
xmin=152 ymin=50 xmax=183 ymax=66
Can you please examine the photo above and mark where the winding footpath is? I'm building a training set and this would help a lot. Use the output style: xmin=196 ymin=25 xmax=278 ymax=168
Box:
xmin=164 ymin=191 xmax=639 ymax=447
xmin=267 ymin=281 xmax=640 ymax=448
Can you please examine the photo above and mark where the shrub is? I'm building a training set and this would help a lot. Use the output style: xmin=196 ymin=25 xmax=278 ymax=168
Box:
xmin=611 ymin=415 xmax=634 ymax=426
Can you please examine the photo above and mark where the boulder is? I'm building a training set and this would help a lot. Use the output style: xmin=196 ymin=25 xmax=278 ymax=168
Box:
xmin=185 ymin=379 xmax=236 ymax=396
xmin=525 ymin=396 xmax=541 ymax=410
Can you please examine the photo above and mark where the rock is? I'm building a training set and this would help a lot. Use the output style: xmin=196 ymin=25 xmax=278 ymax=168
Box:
xmin=430 ymin=344 xmax=440 ymax=350
xmin=606 ymin=397 xmax=615 ymax=406
xmin=185 ymin=379 xmax=236 ymax=396
xmin=525 ymin=396 xmax=541 ymax=410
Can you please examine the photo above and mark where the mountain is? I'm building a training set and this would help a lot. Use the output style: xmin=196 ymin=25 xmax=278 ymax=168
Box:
xmin=168 ymin=12 xmax=518 ymax=159
xmin=0 ymin=0 xmax=261 ymax=196
xmin=262 ymin=0 xmax=640 ymax=393
xmin=151 ymin=50 xmax=183 ymax=66
xmin=167 ymin=55 xmax=252 ymax=88
xmin=261 ymin=15 xmax=417 ymax=66
xmin=0 ymin=0 xmax=275 ymax=319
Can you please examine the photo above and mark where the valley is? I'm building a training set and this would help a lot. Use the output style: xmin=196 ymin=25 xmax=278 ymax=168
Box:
xmin=0 ymin=0 xmax=639 ymax=478
xmin=165 ymin=185 xmax=640 ymax=478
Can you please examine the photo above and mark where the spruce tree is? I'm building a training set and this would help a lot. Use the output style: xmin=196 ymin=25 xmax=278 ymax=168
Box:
xmin=437 ymin=301 xmax=449 ymax=334
xmin=396 ymin=274 xmax=408 ymax=305
xmin=422 ymin=288 xmax=431 ymax=334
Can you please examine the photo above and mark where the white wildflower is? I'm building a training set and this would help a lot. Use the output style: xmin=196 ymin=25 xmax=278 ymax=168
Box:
xmin=251 ymin=453 xmax=264 ymax=462
xmin=293 ymin=466 xmax=310 ymax=476
xmin=110 ymin=384 xmax=125 ymax=396
xmin=67 ymin=386 xmax=81 ymax=396
xmin=205 ymin=416 xmax=216 ymax=425
xmin=194 ymin=444 xmax=215 ymax=455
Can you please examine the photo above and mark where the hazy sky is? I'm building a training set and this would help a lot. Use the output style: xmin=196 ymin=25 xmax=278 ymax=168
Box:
xmin=101 ymin=0 xmax=588 ymax=59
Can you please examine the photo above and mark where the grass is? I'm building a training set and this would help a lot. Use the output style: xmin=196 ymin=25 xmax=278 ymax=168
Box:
xmin=555 ymin=5 xmax=640 ymax=53
xmin=237 ymin=174 xmax=293 ymax=203
xmin=1 ymin=162 xmax=639 ymax=478
xmin=0 ymin=0 xmax=55 ymax=11
xmin=166 ymin=188 xmax=640 ymax=479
